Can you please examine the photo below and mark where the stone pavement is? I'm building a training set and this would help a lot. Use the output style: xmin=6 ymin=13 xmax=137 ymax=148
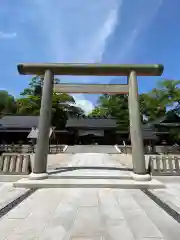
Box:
xmin=1 ymin=187 xmax=180 ymax=239
xmin=31 ymin=153 xmax=73 ymax=171
xmin=48 ymin=152 xmax=127 ymax=169
xmin=0 ymin=152 xmax=180 ymax=239
xmin=149 ymin=177 xmax=180 ymax=216
xmin=110 ymin=154 xmax=150 ymax=169
xmin=0 ymin=182 xmax=28 ymax=211
xmin=66 ymin=145 xmax=118 ymax=154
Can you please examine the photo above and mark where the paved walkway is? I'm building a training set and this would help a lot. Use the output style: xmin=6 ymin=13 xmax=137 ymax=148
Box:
xmin=0 ymin=183 xmax=28 ymax=212
xmin=52 ymin=152 xmax=127 ymax=168
xmin=150 ymin=177 xmax=180 ymax=216
xmin=48 ymin=153 xmax=131 ymax=177
xmin=66 ymin=145 xmax=118 ymax=154
xmin=1 ymin=153 xmax=180 ymax=239
xmin=1 ymin=188 xmax=180 ymax=239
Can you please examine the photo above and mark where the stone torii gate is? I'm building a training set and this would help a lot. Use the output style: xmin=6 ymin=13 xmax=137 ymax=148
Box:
xmin=17 ymin=63 xmax=163 ymax=181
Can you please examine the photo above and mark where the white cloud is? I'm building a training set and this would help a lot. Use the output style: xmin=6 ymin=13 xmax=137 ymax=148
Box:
xmin=3 ymin=0 xmax=163 ymax=113
xmin=73 ymin=99 xmax=95 ymax=114
xmin=0 ymin=31 xmax=17 ymax=39
xmin=79 ymin=8 xmax=119 ymax=63
xmin=25 ymin=0 xmax=122 ymax=113
xmin=31 ymin=0 xmax=121 ymax=63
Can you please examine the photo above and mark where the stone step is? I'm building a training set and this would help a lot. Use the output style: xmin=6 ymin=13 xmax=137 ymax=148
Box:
xmin=48 ymin=169 xmax=132 ymax=180
xmin=13 ymin=178 xmax=165 ymax=189
xmin=48 ymin=175 xmax=131 ymax=180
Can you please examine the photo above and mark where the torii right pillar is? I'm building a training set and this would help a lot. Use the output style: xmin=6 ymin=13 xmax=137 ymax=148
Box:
xmin=128 ymin=71 xmax=151 ymax=181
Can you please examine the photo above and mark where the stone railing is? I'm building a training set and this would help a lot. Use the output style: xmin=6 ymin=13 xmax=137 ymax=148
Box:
xmin=0 ymin=144 xmax=67 ymax=154
xmin=0 ymin=154 xmax=31 ymax=174
xmin=148 ymin=155 xmax=180 ymax=176
xmin=0 ymin=144 xmax=34 ymax=154
xmin=154 ymin=145 xmax=180 ymax=155
xmin=117 ymin=145 xmax=180 ymax=155
xmin=48 ymin=145 xmax=67 ymax=154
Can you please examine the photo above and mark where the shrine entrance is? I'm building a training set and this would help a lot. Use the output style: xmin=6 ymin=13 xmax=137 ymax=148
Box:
xmin=77 ymin=130 xmax=104 ymax=145
xmin=17 ymin=63 xmax=163 ymax=180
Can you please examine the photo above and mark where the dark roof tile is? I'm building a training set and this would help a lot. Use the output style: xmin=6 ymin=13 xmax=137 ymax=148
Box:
xmin=66 ymin=117 xmax=117 ymax=128
xmin=0 ymin=116 xmax=39 ymax=129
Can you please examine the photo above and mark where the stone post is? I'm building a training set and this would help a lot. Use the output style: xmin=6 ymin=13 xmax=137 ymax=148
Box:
xmin=29 ymin=69 xmax=53 ymax=179
xmin=128 ymin=71 xmax=151 ymax=181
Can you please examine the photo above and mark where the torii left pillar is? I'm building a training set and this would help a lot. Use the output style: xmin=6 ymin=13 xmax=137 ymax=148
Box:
xmin=30 ymin=70 xmax=53 ymax=179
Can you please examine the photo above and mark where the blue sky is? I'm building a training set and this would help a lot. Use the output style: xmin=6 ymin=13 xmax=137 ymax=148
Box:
xmin=0 ymin=0 xmax=180 ymax=113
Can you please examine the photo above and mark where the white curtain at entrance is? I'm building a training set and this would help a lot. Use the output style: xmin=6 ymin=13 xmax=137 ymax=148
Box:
xmin=78 ymin=130 xmax=104 ymax=136
xmin=27 ymin=127 xmax=53 ymax=139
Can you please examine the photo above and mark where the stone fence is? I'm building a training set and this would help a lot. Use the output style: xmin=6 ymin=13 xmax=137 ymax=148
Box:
xmin=118 ymin=145 xmax=180 ymax=155
xmin=0 ymin=144 xmax=67 ymax=154
xmin=148 ymin=155 xmax=180 ymax=176
xmin=0 ymin=154 xmax=31 ymax=174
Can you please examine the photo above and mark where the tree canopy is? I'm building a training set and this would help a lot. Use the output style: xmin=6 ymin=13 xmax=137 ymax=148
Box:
xmin=1 ymin=78 xmax=180 ymax=133
xmin=0 ymin=90 xmax=17 ymax=116
xmin=89 ymin=94 xmax=129 ymax=129
xmin=0 ymin=76 xmax=85 ymax=129
xmin=88 ymin=79 xmax=180 ymax=129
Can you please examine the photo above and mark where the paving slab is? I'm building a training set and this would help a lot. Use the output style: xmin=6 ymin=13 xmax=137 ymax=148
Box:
xmin=110 ymin=154 xmax=151 ymax=169
xmin=114 ymin=190 xmax=163 ymax=239
xmin=70 ymin=207 xmax=103 ymax=236
xmin=0 ymin=183 xmax=28 ymax=211
xmin=66 ymin=145 xmax=118 ymax=154
xmin=1 ymin=153 xmax=180 ymax=239
xmin=47 ymin=153 xmax=74 ymax=170
xmin=149 ymin=181 xmax=180 ymax=215
xmin=130 ymin=189 xmax=180 ymax=240
xmin=1 ymin=188 xmax=180 ymax=240
xmin=3 ymin=189 xmax=67 ymax=240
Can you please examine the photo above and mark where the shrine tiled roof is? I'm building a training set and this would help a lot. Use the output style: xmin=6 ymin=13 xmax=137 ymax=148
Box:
xmin=66 ymin=116 xmax=117 ymax=129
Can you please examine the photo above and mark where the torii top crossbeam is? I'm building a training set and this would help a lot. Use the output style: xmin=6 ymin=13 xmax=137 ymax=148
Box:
xmin=17 ymin=63 xmax=163 ymax=76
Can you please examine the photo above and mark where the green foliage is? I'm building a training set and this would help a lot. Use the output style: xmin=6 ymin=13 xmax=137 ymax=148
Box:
xmin=16 ymin=97 xmax=40 ymax=115
xmin=1 ymin=77 xmax=180 ymax=138
xmin=51 ymin=92 xmax=83 ymax=128
xmin=139 ymin=79 xmax=180 ymax=121
xmin=139 ymin=89 xmax=166 ymax=121
xmin=7 ymin=75 xmax=84 ymax=128
xmin=0 ymin=90 xmax=17 ymax=116
xmin=169 ymin=128 xmax=180 ymax=143
xmin=89 ymin=94 xmax=129 ymax=129
xmin=89 ymin=106 xmax=109 ymax=117
xmin=88 ymin=79 xmax=180 ymax=139
xmin=16 ymin=75 xmax=46 ymax=115
xmin=157 ymin=79 xmax=180 ymax=112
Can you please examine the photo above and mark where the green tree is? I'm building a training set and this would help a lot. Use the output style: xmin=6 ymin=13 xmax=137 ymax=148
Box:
xmin=0 ymin=90 xmax=17 ymax=116
xmin=89 ymin=94 xmax=129 ymax=129
xmin=89 ymin=79 xmax=180 ymax=143
xmin=139 ymin=89 xmax=166 ymax=122
xmin=139 ymin=79 xmax=180 ymax=121
xmin=88 ymin=79 xmax=180 ymax=124
xmin=16 ymin=76 xmax=85 ymax=128
xmin=89 ymin=106 xmax=109 ymax=117
xmin=16 ymin=75 xmax=45 ymax=115
xmin=157 ymin=79 xmax=180 ymax=113
xmin=169 ymin=128 xmax=180 ymax=143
